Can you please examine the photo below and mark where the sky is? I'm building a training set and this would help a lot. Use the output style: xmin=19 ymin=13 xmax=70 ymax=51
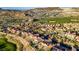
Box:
xmin=1 ymin=7 xmax=36 ymax=10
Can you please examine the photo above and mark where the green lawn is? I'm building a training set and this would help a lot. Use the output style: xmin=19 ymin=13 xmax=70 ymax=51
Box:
xmin=0 ymin=37 xmax=16 ymax=51
xmin=34 ymin=16 xmax=79 ymax=24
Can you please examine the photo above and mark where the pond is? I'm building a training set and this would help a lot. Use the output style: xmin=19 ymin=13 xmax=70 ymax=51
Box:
xmin=59 ymin=43 xmax=72 ymax=50
xmin=51 ymin=38 xmax=58 ymax=44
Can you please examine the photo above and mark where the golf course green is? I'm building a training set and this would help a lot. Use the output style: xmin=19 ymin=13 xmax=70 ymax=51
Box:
xmin=0 ymin=37 xmax=16 ymax=51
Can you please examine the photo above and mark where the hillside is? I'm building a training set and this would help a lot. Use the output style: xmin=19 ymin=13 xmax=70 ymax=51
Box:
xmin=24 ymin=7 xmax=79 ymax=19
